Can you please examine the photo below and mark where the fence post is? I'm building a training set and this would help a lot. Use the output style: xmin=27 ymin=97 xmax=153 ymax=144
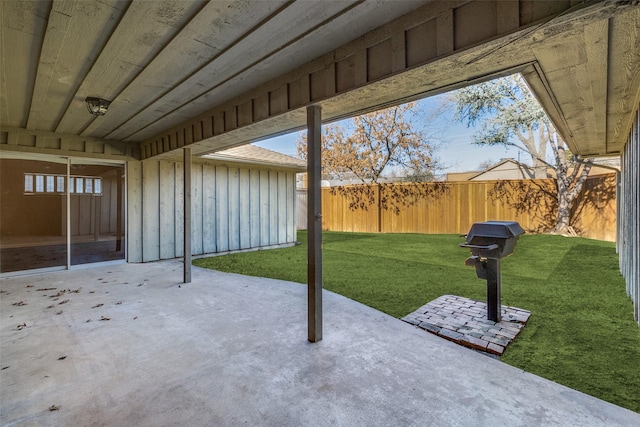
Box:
xmin=377 ymin=184 xmax=382 ymax=233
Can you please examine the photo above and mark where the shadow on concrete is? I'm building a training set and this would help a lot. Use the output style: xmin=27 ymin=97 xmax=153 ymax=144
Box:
xmin=1 ymin=261 xmax=638 ymax=426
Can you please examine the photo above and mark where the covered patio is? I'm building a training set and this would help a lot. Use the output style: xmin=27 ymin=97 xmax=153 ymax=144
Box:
xmin=1 ymin=1 xmax=640 ymax=423
xmin=1 ymin=263 xmax=639 ymax=426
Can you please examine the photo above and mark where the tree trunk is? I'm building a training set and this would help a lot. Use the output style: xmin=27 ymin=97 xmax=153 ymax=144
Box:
xmin=552 ymin=162 xmax=591 ymax=235
xmin=532 ymin=157 xmax=547 ymax=179
xmin=553 ymin=185 xmax=572 ymax=234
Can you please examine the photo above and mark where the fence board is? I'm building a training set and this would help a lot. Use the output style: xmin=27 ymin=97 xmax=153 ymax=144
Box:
xmin=312 ymin=176 xmax=616 ymax=241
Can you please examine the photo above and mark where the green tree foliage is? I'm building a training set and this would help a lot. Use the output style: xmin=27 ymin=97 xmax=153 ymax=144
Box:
xmin=449 ymin=74 xmax=592 ymax=234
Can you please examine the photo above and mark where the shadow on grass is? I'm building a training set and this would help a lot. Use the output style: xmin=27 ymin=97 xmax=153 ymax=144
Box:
xmin=501 ymin=242 xmax=639 ymax=413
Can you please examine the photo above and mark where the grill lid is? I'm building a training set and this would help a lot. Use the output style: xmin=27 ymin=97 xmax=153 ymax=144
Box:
xmin=464 ymin=221 xmax=525 ymax=241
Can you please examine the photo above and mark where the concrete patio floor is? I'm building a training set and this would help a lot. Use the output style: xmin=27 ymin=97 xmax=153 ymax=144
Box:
xmin=1 ymin=261 xmax=638 ymax=426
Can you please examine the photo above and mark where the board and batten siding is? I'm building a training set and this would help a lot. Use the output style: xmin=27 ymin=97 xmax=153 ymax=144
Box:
xmin=619 ymin=106 xmax=640 ymax=326
xmin=127 ymin=158 xmax=297 ymax=263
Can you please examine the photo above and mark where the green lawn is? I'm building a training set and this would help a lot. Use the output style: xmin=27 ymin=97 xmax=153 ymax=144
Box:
xmin=194 ymin=231 xmax=640 ymax=413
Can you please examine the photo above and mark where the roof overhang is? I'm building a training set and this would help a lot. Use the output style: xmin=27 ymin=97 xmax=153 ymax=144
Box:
xmin=1 ymin=1 xmax=638 ymax=160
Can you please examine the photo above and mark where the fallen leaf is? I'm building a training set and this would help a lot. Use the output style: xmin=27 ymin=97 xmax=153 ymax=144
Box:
xmin=12 ymin=301 xmax=27 ymax=306
xmin=26 ymin=285 xmax=34 ymax=288
xmin=92 ymin=303 xmax=104 ymax=308
xmin=57 ymin=356 xmax=67 ymax=360
xmin=115 ymin=301 xmax=122 ymax=305
xmin=16 ymin=323 xmax=27 ymax=330
xmin=49 ymin=405 xmax=59 ymax=411
xmin=58 ymin=299 xmax=70 ymax=305
xmin=86 ymin=319 xmax=91 ymax=323
xmin=133 ymin=316 xmax=138 ymax=320
xmin=1 ymin=366 xmax=9 ymax=370
xmin=36 ymin=288 xmax=56 ymax=291
xmin=46 ymin=305 xmax=54 ymax=309
xmin=55 ymin=310 xmax=63 ymax=315
xmin=100 ymin=316 xmax=111 ymax=321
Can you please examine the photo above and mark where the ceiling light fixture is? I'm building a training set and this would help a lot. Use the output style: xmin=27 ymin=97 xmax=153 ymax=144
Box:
xmin=85 ymin=97 xmax=111 ymax=116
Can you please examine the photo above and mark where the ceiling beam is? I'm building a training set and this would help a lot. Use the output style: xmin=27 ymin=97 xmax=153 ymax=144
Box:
xmin=141 ymin=0 xmax=612 ymax=160
xmin=606 ymin=7 xmax=640 ymax=155
xmin=55 ymin=0 xmax=208 ymax=136
xmin=26 ymin=0 xmax=74 ymax=131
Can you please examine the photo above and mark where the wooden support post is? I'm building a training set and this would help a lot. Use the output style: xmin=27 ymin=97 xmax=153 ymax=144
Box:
xmin=184 ymin=147 xmax=192 ymax=283
xmin=307 ymin=105 xmax=322 ymax=342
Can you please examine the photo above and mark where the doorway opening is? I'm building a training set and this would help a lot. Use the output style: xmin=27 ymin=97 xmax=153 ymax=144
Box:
xmin=0 ymin=154 xmax=125 ymax=274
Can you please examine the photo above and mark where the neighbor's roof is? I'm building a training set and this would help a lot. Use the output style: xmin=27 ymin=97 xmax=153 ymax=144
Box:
xmin=202 ymin=145 xmax=306 ymax=171
xmin=445 ymin=171 xmax=481 ymax=182
xmin=467 ymin=159 xmax=534 ymax=180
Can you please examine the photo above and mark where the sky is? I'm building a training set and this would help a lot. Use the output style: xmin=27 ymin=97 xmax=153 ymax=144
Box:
xmin=253 ymin=94 xmax=522 ymax=175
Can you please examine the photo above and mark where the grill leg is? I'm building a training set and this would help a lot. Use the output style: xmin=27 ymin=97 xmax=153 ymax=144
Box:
xmin=486 ymin=258 xmax=501 ymax=322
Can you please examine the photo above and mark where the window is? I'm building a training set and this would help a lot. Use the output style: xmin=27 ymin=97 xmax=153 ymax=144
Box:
xmin=35 ymin=175 xmax=44 ymax=192
xmin=46 ymin=175 xmax=55 ymax=192
xmin=57 ymin=176 xmax=65 ymax=193
xmin=24 ymin=174 xmax=33 ymax=193
xmin=24 ymin=174 xmax=101 ymax=195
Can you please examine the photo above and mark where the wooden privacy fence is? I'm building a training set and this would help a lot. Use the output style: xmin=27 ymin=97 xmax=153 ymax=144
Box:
xmin=297 ymin=174 xmax=617 ymax=242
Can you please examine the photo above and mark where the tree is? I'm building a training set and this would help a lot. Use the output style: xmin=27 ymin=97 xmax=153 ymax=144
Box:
xmin=296 ymin=102 xmax=441 ymax=183
xmin=448 ymin=74 xmax=591 ymax=234
xmin=477 ymin=159 xmax=495 ymax=171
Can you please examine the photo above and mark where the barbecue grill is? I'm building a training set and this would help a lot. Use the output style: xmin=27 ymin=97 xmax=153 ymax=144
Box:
xmin=459 ymin=221 xmax=525 ymax=322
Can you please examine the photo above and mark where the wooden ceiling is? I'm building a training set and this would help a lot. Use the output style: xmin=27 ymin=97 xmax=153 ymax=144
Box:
xmin=1 ymin=1 xmax=639 ymax=159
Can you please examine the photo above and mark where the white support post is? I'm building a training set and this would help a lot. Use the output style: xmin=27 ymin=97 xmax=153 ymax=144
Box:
xmin=184 ymin=147 xmax=192 ymax=283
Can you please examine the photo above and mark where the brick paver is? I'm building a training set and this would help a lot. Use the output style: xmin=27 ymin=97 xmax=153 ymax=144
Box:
xmin=402 ymin=295 xmax=530 ymax=356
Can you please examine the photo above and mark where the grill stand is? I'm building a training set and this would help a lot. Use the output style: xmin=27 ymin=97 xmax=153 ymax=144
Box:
xmin=465 ymin=256 xmax=502 ymax=322
xmin=459 ymin=221 xmax=524 ymax=323
xmin=486 ymin=258 xmax=501 ymax=322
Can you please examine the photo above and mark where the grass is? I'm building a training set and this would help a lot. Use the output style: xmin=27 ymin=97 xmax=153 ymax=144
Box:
xmin=194 ymin=231 xmax=640 ymax=413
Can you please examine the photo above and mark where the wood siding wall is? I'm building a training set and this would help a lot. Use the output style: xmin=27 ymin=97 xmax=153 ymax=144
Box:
xmin=305 ymin=176 xmax=617 ymax=242
xmin=69 ymin=177 xmax=119 ymax=236
xmin=619 ymin=107 xmax=639 ymax=325
xmin=127 ymin=159 xmax=297 ymax=263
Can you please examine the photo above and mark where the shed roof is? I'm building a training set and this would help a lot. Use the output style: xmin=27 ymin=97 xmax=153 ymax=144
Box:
xmin=202 ymin=144 xmax=306 ymax=171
